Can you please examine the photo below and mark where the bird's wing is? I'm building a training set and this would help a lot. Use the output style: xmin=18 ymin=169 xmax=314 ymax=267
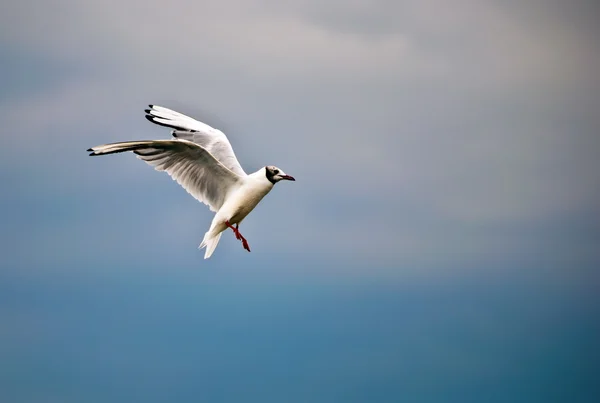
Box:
xmin=88 ymin=139 xmax=242 ymax=212
xmin=145 ymin=105 xmax=247 ymax=176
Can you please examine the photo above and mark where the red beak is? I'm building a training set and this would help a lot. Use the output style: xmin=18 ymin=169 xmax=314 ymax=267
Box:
xmin=280 ymin=175 xmax=295 ymax=181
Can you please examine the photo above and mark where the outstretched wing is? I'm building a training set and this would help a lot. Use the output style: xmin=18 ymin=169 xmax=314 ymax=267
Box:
xmin=88 ymin=139 xmax=242 ymax=212
xmin=145 ymin=105 xmax=247 ymax=176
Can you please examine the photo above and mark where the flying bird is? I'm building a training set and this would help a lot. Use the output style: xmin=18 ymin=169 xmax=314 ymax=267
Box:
xmin=87 ymin=105 xmax=295 ymax=259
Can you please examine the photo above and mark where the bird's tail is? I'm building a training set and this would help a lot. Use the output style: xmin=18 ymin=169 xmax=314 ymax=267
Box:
xmin=199 ymin=230 xmax=222 ymax=259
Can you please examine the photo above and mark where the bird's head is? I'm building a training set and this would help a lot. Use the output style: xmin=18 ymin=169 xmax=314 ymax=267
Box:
xmin=265 ymin=165 xmax=295 ymax=184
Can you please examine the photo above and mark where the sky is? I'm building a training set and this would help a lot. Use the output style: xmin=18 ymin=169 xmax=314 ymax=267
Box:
xmin=0 ymin=0 xmax=599 ymax=402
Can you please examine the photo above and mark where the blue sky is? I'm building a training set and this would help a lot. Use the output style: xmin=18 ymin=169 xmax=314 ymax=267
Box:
xmin=0 ymin=1 xmax=599 ymax=402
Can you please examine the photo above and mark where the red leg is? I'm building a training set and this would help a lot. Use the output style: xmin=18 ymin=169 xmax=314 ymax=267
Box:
xmin=225 ymin=221 xmax=251 ymax=252
xmin=225 ymin=220 xmax=240 ymax=239
xmin=236 ymin=225 xmax=251 ymax=252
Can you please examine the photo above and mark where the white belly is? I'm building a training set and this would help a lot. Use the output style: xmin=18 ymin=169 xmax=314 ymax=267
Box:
xmin=217 ymin=180 xmax=273 ymax=225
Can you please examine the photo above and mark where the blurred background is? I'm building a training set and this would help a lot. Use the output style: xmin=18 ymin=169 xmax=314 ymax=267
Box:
xmin=0 ymin=0 xmax=598 ymax=402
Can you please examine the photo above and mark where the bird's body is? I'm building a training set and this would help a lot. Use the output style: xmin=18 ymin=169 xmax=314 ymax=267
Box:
xmin=88 ymin=105 xmax=295 ymax=259
xmin=217 ymin=169 xmax=274 ymax=225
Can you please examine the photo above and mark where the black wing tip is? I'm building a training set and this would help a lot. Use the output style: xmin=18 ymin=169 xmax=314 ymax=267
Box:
xmin=144 ymin=114 xmax=183 ymax=130
xmin=144 ymin=109 xmax=151 ymax=114
xmin=148 ymin=104 xmax=154 ymax=108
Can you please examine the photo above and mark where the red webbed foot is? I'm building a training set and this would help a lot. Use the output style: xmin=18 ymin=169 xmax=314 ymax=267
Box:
xmin=226 ymin=221 xmax=251 ymax=252
xmin=241 ymin=237 xmax=251 ymax=252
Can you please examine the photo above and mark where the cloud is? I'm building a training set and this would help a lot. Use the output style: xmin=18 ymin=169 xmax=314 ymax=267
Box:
xmin=0 ymin=0 xmax=598 ymax=270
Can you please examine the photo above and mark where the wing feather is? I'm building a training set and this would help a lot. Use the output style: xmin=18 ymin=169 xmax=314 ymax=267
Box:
xmin=145 ymin=105 xmax=247 ymax=176
xmin=88 ymin=139 xmax=242 ymax=212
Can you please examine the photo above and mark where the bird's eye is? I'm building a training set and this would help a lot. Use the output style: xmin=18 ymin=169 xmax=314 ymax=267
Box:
xmin=273 ymin=169 xmax=279 ymax=175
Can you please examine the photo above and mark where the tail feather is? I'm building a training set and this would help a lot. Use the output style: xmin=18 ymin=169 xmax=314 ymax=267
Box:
xmin=199 ymin=231 xmax=222 ymax=259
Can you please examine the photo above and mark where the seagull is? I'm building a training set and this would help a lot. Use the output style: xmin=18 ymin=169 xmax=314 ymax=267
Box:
xmin=87 ymin=105 xmax=295 ymax=259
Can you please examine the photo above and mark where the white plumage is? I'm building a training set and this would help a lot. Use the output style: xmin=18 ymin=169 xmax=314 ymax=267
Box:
xmin=88 ymin=105 xmax=295 ymax=259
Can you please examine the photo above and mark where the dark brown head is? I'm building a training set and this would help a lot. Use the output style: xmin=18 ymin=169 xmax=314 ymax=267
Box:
xmin=265 ymin=165 xmax=295 ymax=184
